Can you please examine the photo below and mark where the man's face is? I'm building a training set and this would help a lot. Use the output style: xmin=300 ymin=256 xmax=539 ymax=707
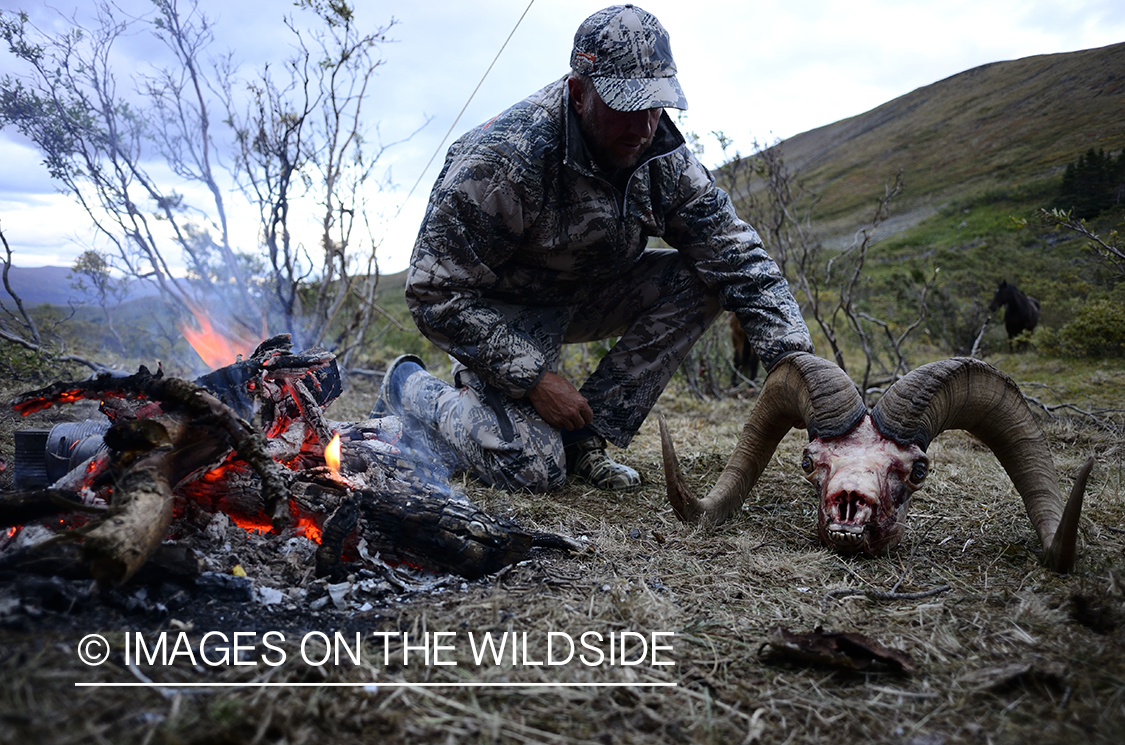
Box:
xmin=569 ymin=76 xmax=662 ymax=171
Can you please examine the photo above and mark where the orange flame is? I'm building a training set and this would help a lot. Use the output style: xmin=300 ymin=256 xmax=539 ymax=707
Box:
xmin=178 ymin=300 xmax=262 ymax=369
xmin=325 ymin=433 xmax=342 ymax=476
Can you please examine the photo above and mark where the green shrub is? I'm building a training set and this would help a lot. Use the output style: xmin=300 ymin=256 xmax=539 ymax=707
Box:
xmin=1035 ymin=299 xmax=1125 ymax=357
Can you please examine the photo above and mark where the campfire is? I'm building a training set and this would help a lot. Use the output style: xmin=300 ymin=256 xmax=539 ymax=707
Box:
xmin=2 ymin=333 xmax=578 ymax=607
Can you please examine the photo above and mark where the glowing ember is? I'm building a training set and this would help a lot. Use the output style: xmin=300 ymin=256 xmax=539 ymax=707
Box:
xmin=229 ymin=514 xmax=274 ymax=535
xmin=297 ymin=516 xmax=323 ymax=543
xmin=178 ymin=300 xmax=262 ymax=369
xmin=226 ymin=513 xmax=322 ymax=544
xmin=325 ymin=433 xmax=342 ymax=476
xmin=15 ymin=389 xmax=87 ymax=415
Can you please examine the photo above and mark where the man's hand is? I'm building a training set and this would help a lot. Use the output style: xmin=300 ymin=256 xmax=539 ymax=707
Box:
xmin=527 ymin=370 xmax=594 ymax=431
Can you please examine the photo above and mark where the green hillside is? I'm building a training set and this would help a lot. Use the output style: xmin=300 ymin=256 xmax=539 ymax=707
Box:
xmin=716 ymin=41 xmax=1125 ymax=362
xmin=757 ymin=41 xmax=1125 ymax=233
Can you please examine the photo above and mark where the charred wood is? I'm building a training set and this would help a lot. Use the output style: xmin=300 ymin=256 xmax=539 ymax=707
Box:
xmin=0 ymin=489 xmax=106 ymax=528
xmin=315 ymin=496 xmax=358 ymax=580
xmin=7 ymin=340 xmax=579 ymax=587
xmin=81 ymin=447 xmax=177 ymax=588
xmin=356 ymin=488 xmax=534 ymax=580
xmin=0 ymin=541 xmax=201 ymax=585
xmin=12 ymin=365 xmax=292 ymax=529
xmin=0 ymin=542 xmax=92 ymax=580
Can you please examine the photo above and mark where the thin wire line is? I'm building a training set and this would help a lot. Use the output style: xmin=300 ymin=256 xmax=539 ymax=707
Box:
xmin=391 ymin=0 xmax=537 ymax=221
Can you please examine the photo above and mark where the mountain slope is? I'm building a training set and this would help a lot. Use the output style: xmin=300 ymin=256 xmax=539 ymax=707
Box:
xmin=4 ymin=265 xmax=410 ymax=308
xmin=2 ymin=265 xmax=167 ymax=307
xmin=3 ymin=265 xmax=86 ymax=307
xmin=758 ymin=41 xmax=1125 ymax=231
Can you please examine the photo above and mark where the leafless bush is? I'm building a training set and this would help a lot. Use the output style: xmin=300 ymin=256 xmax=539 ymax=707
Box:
xmin=706 ymin=134 xmax=936 ymax=401
xmin=0 ymin=0 xmax=415 ymax=369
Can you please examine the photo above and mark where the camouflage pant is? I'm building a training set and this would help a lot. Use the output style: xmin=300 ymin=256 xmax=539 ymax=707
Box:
xmin=400 ymin=249 xmax=722 ymax=491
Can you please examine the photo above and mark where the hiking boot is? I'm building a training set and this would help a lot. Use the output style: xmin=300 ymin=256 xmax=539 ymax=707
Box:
xmin=565 ymin=435 xmax=642 ymax=492
xmin=370 ymin=354 xmax=426 ymax=418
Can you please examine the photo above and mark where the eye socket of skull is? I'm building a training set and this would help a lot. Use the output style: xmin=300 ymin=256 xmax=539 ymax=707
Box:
xmin=907 ymin=457 xmax=929 ymax=488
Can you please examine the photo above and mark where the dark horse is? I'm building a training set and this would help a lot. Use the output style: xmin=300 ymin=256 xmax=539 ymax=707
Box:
xmin=989 ymin=280 xmax=1040 ymax=349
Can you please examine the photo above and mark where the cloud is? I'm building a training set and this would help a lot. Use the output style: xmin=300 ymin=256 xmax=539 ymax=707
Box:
xmin=0 ymin=139 xmax=57 ymax=198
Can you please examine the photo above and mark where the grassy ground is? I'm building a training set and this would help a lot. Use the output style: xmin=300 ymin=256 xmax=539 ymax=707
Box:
xmin=1 ymin=346 xmax=1123 ymax=745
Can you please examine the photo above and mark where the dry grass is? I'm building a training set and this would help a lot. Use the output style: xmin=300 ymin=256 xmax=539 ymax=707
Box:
xmin=1 ymin=365 xmax=1124 ymax=745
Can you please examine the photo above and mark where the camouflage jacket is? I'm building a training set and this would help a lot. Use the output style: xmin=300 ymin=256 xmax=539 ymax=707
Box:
xmin=406 ymin=76 xmax=813 ymax=398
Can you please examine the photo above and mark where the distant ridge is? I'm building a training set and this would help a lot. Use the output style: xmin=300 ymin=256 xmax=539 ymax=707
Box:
xmin=2 ymin=265 xmax=96 ymax=307
xmin=750 ymin=41 xmax=1125 ymax=232
xmin=4 ymin=265 xmax=410 ymax=308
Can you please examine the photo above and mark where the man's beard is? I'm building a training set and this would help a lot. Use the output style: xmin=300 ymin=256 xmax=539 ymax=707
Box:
xmin=578 ymin=106 xmax=654 ymax=172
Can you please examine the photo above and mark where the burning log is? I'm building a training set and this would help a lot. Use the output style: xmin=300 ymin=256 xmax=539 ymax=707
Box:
xmin=12 ymin=364 xmax=292 ymax=528
xmin=80 ymin=445 xmax=176 ymax=586
xmin=7 ymin=369 xmax=275 ymax=587
xmin=73 ymin=418 xmax=217 ymax=586
xmin=6 ymin=336 xmax=577 ymax=588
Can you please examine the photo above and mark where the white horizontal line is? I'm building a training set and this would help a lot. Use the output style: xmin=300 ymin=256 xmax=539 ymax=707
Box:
xmin=75 ymin=681 xmax=678 ymax=688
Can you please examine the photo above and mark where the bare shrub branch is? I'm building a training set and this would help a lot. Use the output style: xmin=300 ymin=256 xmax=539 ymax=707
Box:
xmin=1 ymin=1 xmax=419 ymax=369
xmin=0 ymin=222 xmax=107 ymax=372
xmin=1032 ymin=207 xmax=1125 ymax=279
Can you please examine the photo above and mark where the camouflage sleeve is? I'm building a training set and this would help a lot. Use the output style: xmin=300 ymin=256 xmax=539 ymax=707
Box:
xmin=662 ymin=154 xmax=814 ymax=370
xmin=406 ymin=148 xmax=548 ymax=398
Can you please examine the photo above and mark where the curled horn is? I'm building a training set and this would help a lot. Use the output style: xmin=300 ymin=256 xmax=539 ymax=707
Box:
xmin=660 ymin=352 xmax=867 ymax=525
xmin=870 ymin=357 xmax=1092 ymax=573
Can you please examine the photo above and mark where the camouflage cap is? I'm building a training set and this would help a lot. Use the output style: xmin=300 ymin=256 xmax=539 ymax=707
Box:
xmin=570 ymin=4 xmax=688 ymax=112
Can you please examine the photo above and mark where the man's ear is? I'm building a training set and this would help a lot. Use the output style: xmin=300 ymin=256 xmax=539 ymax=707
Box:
xmin=567 ymin=76 xmax=587 ymax=116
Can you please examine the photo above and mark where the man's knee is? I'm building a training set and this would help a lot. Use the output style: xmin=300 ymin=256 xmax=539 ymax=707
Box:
xmin=430 ymin=383 xmax=567 ymax=492
xmin=476 ymin=444 xmax=567 ymax=492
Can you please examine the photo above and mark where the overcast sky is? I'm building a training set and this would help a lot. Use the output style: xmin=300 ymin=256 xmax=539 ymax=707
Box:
xmin=2 ymin=0 xmax=1123 ymax=274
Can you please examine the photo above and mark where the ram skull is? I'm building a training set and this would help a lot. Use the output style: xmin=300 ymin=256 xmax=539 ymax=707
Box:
xmin=660 ymin=353 xmax=1092 ymax=572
